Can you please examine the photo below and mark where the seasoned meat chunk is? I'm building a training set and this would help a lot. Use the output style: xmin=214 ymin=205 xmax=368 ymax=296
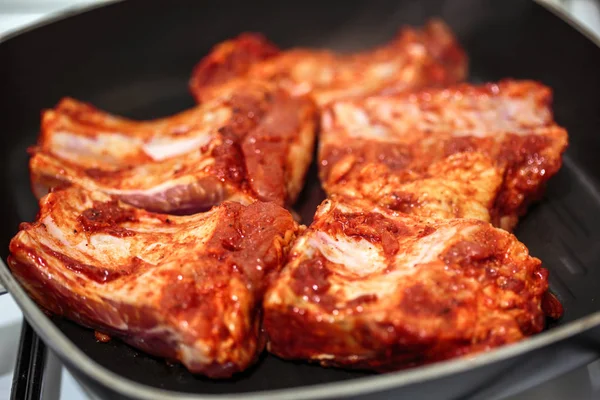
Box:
xmin=320 ymin=80 xmax=568 ymax=230
xmin=30 ymin=79 xmax=317 ymax=213
xmin=9 ymin=188 xmax=298 ymax=377
xmin=263 ymin=197 xmax=550 ymax=371
xmin=190 ymin=19 xmax=467 ymax=105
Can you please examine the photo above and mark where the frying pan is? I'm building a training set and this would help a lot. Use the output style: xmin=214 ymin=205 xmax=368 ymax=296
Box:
xmin=2 ymin=0 xmax=600 ymax=399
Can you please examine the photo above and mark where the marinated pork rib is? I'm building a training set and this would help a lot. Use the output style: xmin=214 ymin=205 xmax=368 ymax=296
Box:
xmin=8 ymin=187 xmax=298 ymax=378
xmin=30 ymin=79 xmax=317 ymax=213
xmin=325 ymin=152 xmax=506 ymax=222
xmin=190 ymin=19 xmax=467 ymax=106
xmin=263 ymin=196 xmax=550 ymax=371
xmin=320 ymin=80 xmax=569 ymax=230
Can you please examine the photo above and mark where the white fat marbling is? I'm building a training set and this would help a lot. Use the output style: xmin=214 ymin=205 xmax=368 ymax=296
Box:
xmin=141 ymin=134 xmax=213 ymax=161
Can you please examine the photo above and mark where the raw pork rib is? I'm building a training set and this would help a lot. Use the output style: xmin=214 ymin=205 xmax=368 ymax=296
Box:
xmin=320 ymin=80 xmax=568 ymax=230
xmin=30 ymin=79 xmax=317 ymax=213
xmin=263 ymin=196 xmax=551 ymax=371
xmin=190 ymin=19 xmax=467 ymax=105
xmin=321 ymin=151 xmax=505 ymax=222
xmin=8 ymin=187 xmax=298 ymax=378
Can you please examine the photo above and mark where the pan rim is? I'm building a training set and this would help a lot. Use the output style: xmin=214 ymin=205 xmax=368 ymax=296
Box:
xmin=2 ymin=0 xmax=600 ymax=399
xmin=0 ymin=0 xmax=122 ymax=43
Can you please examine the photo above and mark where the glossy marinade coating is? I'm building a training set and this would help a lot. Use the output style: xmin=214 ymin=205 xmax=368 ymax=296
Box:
xmin=9 ymin=188 xmax=299 ymax=378
xmin=190 ymin=19 xmax=467 ymax=106
xmin=30 ymin=79 xmax=317 ymax=214
xmin=319 ymin=80 xmax=568 ymax=230
xmin=264 ymin=197 xmax=550 ymax=371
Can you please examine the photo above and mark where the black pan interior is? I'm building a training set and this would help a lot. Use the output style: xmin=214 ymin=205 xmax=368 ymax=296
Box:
xmin=2 ymin=0 xmax=600 ymax=395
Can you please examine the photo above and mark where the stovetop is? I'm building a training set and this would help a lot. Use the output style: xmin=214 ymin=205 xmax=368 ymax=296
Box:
xmin=0 ymin=295 xmax=88 ymax=399
xmin=1 ymin=1 xmax=600 ymax=399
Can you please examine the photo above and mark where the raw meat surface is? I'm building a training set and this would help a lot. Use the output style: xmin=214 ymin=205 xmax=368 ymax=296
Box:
xmin=30 ymin=79 xmax=317 ymax=213
xmin=190 ymin=19 xmax=467 ymax=106
xmin=264 ymin=196 xmax=550 ymax=371
xmin=8 ymin=188 xmax=299 ymax=377
xmin=320 ymin=80 xmax=568 ymax=230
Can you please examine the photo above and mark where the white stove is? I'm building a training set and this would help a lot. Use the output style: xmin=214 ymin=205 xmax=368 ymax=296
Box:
xmin=1 ymin=1 xmax=599 ymax=399
xmin=0 ymin=295 xmax=89 ymax=400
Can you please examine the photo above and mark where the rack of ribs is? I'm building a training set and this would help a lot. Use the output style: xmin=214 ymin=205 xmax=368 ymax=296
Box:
xmin=263 ymin=196 xmax=557 ymax=371
xmin=8 ymin=187 xmax=299 ymax=378
xmin=319 ymin=80 xmax=568 ymax=231
xmin=190 ymin=19 xmax=467 ymax=106
xmin=29 ymin=79 xmax=317 ymax=214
